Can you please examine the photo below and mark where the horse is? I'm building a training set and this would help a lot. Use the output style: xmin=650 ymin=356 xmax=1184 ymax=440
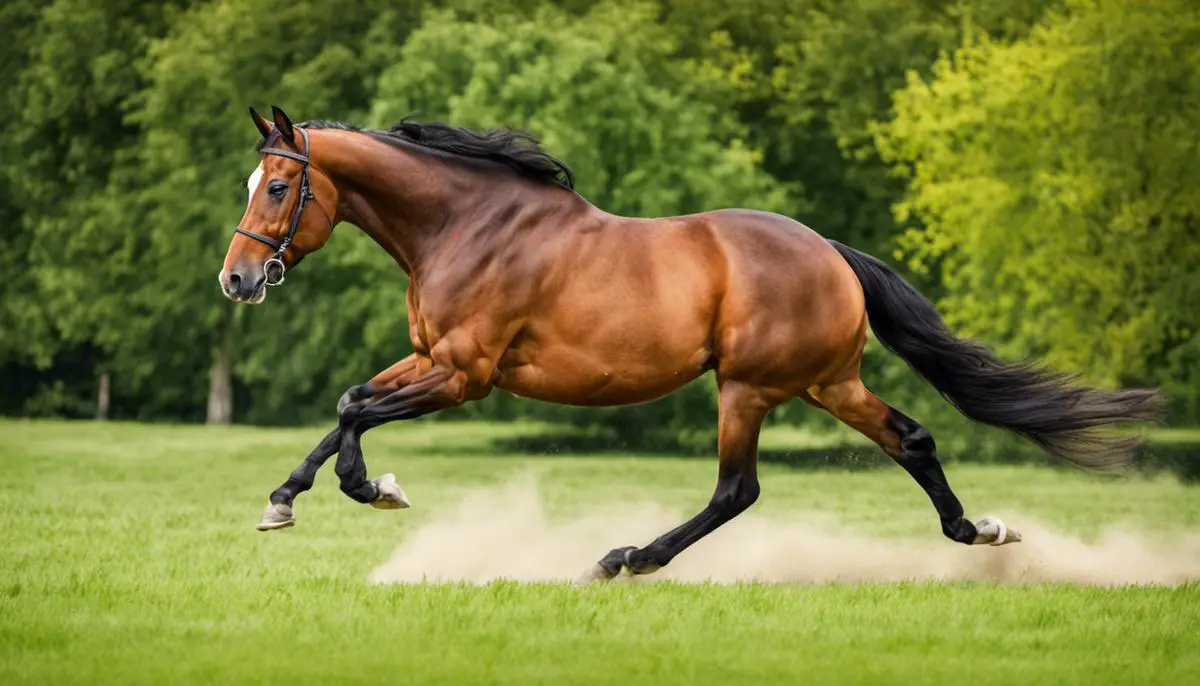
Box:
xmin=221 ymin=106 xmax=1160 ymax=582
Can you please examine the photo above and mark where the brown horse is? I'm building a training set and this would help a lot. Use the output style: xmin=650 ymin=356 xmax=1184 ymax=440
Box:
xmin=222 ymin=106 xmax=1159 ymax=581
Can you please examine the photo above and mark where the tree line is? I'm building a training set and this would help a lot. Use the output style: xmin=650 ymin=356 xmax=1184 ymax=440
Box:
xmin=2 ymin=0 xmax=1196 ymax=448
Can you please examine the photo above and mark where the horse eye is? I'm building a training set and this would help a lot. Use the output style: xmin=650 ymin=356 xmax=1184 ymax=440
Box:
xmin=268 ymin=181 xmax=288 ymax=198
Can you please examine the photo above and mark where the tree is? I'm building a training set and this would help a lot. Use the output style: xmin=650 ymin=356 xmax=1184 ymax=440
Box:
xmin=663 ymin=0 xmax=1051 ymax=251
xmin=371 ymin=3 xmax=792 ymax=218
xmin=1 ymin=0 xmax=188 ymax=417
xmin=878 ymin=0 xmax=1200 ymax=418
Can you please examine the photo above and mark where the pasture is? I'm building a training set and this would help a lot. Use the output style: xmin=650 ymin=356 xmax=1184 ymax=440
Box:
xmin=2 ymin=419 xmax=1198 ymax=685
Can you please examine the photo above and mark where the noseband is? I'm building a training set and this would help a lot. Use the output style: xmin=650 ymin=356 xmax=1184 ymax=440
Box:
xmin=233 ymin=127 xmax=332 ymax=286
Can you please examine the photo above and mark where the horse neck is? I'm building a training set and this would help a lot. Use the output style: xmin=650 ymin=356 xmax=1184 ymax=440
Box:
xmin=314 ymin=129 xmax=545 ymax=279
xmin=312 ymin=129 xmax=452 ymax=275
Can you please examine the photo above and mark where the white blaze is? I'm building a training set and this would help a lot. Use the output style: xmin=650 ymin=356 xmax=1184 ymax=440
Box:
xmin=246 ymin=163 xmax=264 ymax=205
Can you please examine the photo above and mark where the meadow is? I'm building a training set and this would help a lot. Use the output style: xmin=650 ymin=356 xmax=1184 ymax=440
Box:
xmin=1 ymin=419 xmax=1198 ymax=685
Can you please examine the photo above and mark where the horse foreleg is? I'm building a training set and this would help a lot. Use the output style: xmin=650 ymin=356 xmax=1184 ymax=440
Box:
xmin=334 ymin=363 xmax=484 ymax=507
xmin=257 ymin=354 xmax=427 ymax=531
xmin=579 ymin=380 xmax=775 ymax=582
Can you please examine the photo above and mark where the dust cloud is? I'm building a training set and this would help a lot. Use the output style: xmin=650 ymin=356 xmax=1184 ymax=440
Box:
xmin=368 ymin=479 xmax=1200 ymax=586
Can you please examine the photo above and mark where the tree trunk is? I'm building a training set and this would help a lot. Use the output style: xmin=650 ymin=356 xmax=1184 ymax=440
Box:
xmin=95 ymin=372 xmax=110 ymax=421
xmin=206 ymin=314 xmax=234 ymax=425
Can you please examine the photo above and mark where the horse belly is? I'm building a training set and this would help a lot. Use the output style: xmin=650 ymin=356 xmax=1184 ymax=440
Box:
xmin=498 ymin=358 xmax=708 ymax=407
xmin=496 ymin=220 xmax=721 ymax=405
xmin=496 ymin=323 xmax=713 ymax=407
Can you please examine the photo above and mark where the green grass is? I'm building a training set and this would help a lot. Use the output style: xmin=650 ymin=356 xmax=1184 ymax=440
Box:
xmin=1 ymin=419 xmax=1198 ymax=685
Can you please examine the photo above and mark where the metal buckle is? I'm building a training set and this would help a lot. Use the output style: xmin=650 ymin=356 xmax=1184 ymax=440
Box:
xmin=263 ymin=256 xmax=286 ymax=286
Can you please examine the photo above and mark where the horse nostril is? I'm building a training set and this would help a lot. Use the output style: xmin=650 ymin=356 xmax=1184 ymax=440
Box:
xmin=228 ymin=272 xmax=242 ymax=292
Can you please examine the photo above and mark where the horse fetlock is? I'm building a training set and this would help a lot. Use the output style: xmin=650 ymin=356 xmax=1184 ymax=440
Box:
xmin=268 ymin=489 xmax=294 ymax=507
xmin=627 ymin=554 xmax=666 ymax=575
xmin=338 ymin=476 xmax=379 ymax=504
xmin=581 ymin=545 xmax=667 ymax=583
xmin=597 ymin=546 xmax=638 ymax=576
xmin=941 ymin=516 xmax=979 ymax=544
xmin=625 ymin=545 xmax=672 ymax=575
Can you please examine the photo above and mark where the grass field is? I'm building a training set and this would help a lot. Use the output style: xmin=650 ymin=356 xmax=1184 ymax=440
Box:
xmin=2 ymin=419 xmax=1198 ymax=685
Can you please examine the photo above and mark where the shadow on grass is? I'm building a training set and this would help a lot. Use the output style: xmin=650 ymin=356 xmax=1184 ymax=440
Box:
xmin=1136 ymin=442 xmax=1200 ymax=483
xmin=491 ymin=430 xmax=1200 ymax=481
xmin=494 ymin=432 xmax=887 ymax=471
xmin=757 ymin=447 xmax=890 ymax=471
xmin=492 ymin=432 xmax=698 ymax=457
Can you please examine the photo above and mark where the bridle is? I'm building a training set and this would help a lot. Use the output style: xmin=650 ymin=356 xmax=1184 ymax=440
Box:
xmin=233 ymin=127 xmax=333 ymax=286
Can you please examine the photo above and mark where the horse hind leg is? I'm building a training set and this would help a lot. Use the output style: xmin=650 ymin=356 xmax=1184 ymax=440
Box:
xmin=809 ymin=378 xmax=1020 ymax=546
xmin=577 ymin=379 xmax=774 ymax=583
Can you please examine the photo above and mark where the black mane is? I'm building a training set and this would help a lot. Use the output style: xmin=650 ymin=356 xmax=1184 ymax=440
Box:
xmin=298 ymin=119 xmax=575 ymax=190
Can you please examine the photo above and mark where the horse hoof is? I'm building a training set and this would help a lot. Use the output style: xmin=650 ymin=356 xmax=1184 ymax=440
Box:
xmin=973 ymin=516 xmax=1021 ymax=546
xmin=574 ymin=563 xmax=618 ymax=585
xmin=257 ymin=502 xmax=295 ymax=531
xmin=370 ymin=473 xmax=411 ymax=510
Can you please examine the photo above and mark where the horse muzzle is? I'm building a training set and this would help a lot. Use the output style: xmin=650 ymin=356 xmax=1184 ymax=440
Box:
xmin=218 ymin=266 xmax=268 ymax=304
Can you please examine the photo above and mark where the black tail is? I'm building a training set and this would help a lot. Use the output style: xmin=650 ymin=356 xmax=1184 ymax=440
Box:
xmin=829 ymin=240 xmax=1161 ymax=469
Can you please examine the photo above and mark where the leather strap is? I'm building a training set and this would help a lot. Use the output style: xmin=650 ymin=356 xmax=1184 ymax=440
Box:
xmin=233 ymin=127 xmax=328 ymax=262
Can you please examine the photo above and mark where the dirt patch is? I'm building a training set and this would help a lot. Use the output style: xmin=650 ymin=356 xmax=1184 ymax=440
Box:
xmin=368 ymin=480 xmax=1200 ymax=586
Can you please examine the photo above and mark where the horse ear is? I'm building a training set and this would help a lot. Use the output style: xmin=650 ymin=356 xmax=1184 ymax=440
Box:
xmin=249 ymin=107 xmax=272 ymax=139
xmin=271 ymin=105 xmax=296 ymax=146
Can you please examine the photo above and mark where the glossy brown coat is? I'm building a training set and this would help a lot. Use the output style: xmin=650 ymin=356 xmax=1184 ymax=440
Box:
xmin=225 ymin=109 xmax=1158 ymax=575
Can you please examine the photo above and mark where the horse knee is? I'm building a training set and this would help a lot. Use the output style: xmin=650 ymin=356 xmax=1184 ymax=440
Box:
xmin=338 ymin=398 xmax=369 ymax=428
xmin=337 ymin=383 xmax=376 ymax=415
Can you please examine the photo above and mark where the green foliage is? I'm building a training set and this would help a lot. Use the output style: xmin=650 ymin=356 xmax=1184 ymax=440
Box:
xmin=878 ymin=0 xmax=1200 ymax=420
xmin=0 ymin=0 xmax=189 ymax=417
xmin=370 ymin=3 xmax=793 ymax=218
xmin=0 ymin=0 xmax=47 ymax=367
xmin=663 ymin=0 xmax=1049 ymax=251
xmin=0 ymin=0 xmax=1193 ymax=446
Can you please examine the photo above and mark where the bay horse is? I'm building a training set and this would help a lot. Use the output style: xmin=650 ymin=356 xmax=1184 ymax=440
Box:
xmin=221 ymin=106 xmax=1159 ymax=582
